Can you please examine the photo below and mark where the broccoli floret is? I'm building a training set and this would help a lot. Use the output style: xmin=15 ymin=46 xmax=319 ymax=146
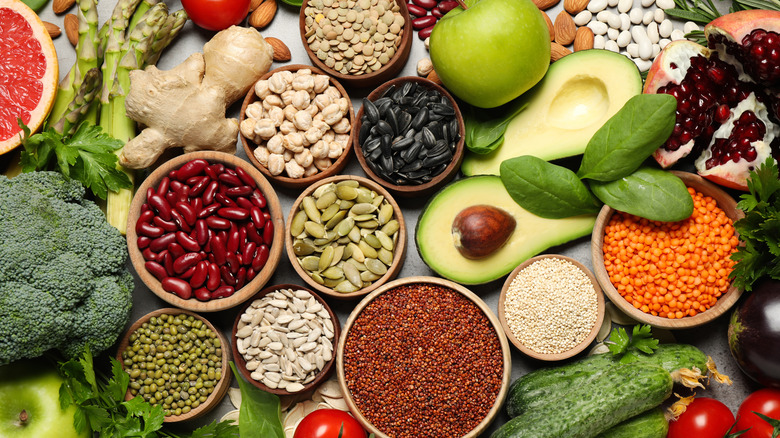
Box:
xmin=0 ymin=172 xmax=134 ymax=365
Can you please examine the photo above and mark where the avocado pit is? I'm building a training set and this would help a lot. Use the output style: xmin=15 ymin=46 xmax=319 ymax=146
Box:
xmin=452 ymin=205 xmax=516 ymax=259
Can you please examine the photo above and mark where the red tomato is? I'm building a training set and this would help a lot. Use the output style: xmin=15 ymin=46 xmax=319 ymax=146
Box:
xmin=735 ymin=388 xmax=780 ymax=438
xmin=667 ymin=397 xmax=735 ymax=438
xmin=180 ymin=0 xmax=250 ymax=31
xmin=293 ymin=409 xmax=367 ymax=438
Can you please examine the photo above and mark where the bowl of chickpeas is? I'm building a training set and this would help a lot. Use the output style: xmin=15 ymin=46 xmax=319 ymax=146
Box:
xmin=240 ymin=64 xmax=354 ymax=190
xmin=591 ymin=171 xmax=744 ymax=329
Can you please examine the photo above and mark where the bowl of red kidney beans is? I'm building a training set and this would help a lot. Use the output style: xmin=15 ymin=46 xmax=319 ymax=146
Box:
xmin=407 ymin=0 xmax=460 ymax=40
xmin=127 ymin=151 xmax=285 ymax=312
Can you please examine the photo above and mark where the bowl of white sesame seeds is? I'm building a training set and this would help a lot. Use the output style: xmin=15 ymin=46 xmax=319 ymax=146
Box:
xmin=498 ymin=254 xmax=605 ymax=361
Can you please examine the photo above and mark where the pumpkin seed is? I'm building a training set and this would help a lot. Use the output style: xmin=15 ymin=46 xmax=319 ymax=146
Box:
xmin=343 ymin=262 xmax=362 ymax=287
xmin=300 ymin=256 xmax=321 ymax=271
xmin=337 ymin=217 xmax=356 ymax=236
xmin=293 ymin=239 xmax=316 ymax=256
xmin=325 ymin=210 xmax=347 ymax=229
xmin=320 ymin=202 xmax=340 ymax=223
xmin=319 ymin=246 xmax=334 ymax=271
xmin=304 ymin=221 xmax=326 ymax=239
xmin=311 ymin=272 xmax=325 ymax=285
xmin=337 ymin=236 xmax=351 ymax=245
xmin=290 ymin=210 xmax=308 ymax=236
xmin=378 ymin=247 xmax=393 ymax=265
xmin=316 ymin=191 xmax=338 ymax=210
xmin=339 ymin=200 xmax=355 ymax=210
xmin=355 ymin=188 xmax=374 ymax=204
xmin=331 ymin=245 xmax=344 ymax=266
xmin=313 ymin=183 xmax=335 ymax=198
xmin=350 ymin=244 xmax=365 ymax=262
xmin=350 ymin=202 xmax=377 ymax=215
xmin=365 ymin=257 xmax=387 ymax=275
xmin=348 ymin=226 xmax=361 ymax=243
xmin=364 ymin=233 xmax=382 ymax=249
xmin=380 ymin=219 xmax=399 ymax=236
xmin=336 ymin=185 xmax=358 ymax=200
xmin=358 ymin=241 xmax=378 ymax=259
xmin=371 ymin=194 xmax=385 ymax=207
xmin=375 ymin=230 xmax=394 ymax=250
xmin=378 ymin=203 xmax=393 ymax=225
xmin=360 ymin=270 xmax=381 ymax=282
xmin=351 ymin=213 xmax=376 ymax=222
xmin=322 ymin=266 xmax=344 ymax=280
xmin=302 ymin=197 xmax=321 ymax=223
xmin=345 ymin=259 xmax=366 ymax=272
xmin=357 ymin=219 xmax=379 ymax=229
xmin=336 ymin=180 xmax=359 ymax=188
xmin=323 ymin=277 xmax=342 ymax=288
xmin=334 ymin=280 xmax=359 ymax=293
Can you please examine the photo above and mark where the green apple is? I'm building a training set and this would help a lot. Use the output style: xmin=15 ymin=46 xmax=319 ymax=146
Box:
xmin=0 ymin=360 xmax=89 ymax=438
xmin=429 ymin=0 xmax=551 ymax=108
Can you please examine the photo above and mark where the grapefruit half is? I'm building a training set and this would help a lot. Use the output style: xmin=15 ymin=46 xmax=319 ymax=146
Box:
xmin=0 ymin=0 xmax=58 ymax=155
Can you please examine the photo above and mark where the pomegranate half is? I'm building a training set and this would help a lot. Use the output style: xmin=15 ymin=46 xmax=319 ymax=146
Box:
xmin=644 ymin=10 xmax=780 ymax=190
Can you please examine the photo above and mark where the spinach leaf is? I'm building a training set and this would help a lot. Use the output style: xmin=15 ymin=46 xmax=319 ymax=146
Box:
xmin=500 ymin=156 xmax=601 ymax=219
xmin=229 ymin=362 xmax=284 ymax=438
xmin=589 ymin=166 xmax=693 ymax=221
xmin=463 ymin=99 xmax=528 ymax=154
xmin=577 ymin=94 xmax=677 ymax=182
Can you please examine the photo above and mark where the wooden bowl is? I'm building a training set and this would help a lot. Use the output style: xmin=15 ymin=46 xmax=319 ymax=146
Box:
xmin=230 ymin=283 xmax=341 ymax=403
xmin=239 ymin=64 xmax=354 ymax=190
xmin=352 ymin=76 xmax=466 ymax=198
xmin=285 ymin=175 xmax=407 ymax=299
xmin=116 ymin=308 xmax=231 ymax=423
xmin=336 ymin=276 xmax=512 ymax=438
xmin=127 ymin=151 xmax=285 ymax=312
xmin=498 ymin=254 xmax=605 ymax=361
xmin=590 ymin=171 xmax=745 ymax=329
xmin=298 ymin=0 xmax=413 ymax=89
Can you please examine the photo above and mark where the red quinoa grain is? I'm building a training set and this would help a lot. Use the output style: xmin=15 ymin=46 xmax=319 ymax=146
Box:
xmin=343 ymin=283 xmax=504 ymax=438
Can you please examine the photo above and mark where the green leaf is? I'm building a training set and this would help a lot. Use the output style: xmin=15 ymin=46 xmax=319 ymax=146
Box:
xmin=229 ymin=362 xmax=284 ymax=438
xmin=630 ymin=325 xmax=659 ymax=355
xmin=278 ymin=0 xmax=302 ymax=7
xmin=188 ymin=420 xmax=240 ymax=438
xmin=753 ymin=412 xmax=780 ymax=438
xmin=606 ymin=324 xmax=659 ymax=363
xmin=607 ymin=327 xmax=629 ymax=356
xmin=578 ymin=94 xmax=677 ymax=181
xmin=500 ymin=156 xmax=601 ymax=218
xmin=463 ymin=99 xmax=528 ymax=154
xmin=590 ymin=167 xmax=694 ymax=221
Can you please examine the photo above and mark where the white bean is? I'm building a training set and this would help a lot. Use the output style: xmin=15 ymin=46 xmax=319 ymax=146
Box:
xmin=629 ymin=8 xmax=643 ymax=24
xmin=626 ymin=43 xmax=639 ymax=58
xmin=652 ymin=43 xmax=661 ymax=57
xmin=605 ymin=40 xmax=620 ymax=52
xmin=587 ymin=0 xmax=608 ymax=13
xmin=594 ymin=34 xmax=606 ymax=49
xmin=588 ymin=20 xmax=609 ymax=35
xmin=656 ymin=0 xmax=675 ymax=8
xmin=608 ymin=13 xmax=622 ymax=29
xmin=671 ymin=29 xmax=685 ymax=40
xmin=659 ymin=38 xmax=671 ymax=48
xmin=647 ymin=22 xmax=660 ymax=43
xmin=659 ymin=19 xmax=673 ymax=38
xmin=617 ymin=30 xmax=632 ymax=47
xmin=631 ymin=25 xmax=649 ymax=44
xmin=654 ymin=8 xmax=665 ymax=23
xmin=684 ymin=21 xmax=700 ymax=33
xmin=641 ymin=0 xmax=654 ymax=7
xmin=633 ymin=58 xmax=653 ymax=72
xmin=608 ymin=0 xmax=619 ymax=7
xmin=639 ymin=39 xmax=653 ymax=60
xmin=608 ymin=28 xmax=619 ymax=40
xmin=574 ymin=10 xmax=592 ymax=25
xmin=617 ymin=0 xmax=632 ymax=13
xmin=597 ymin=10 xmax=611 ymax=22
xmin=643 ymin=10 xmax=654 ymax=25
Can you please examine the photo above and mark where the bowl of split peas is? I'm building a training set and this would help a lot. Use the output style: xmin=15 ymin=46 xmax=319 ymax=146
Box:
xmin=590 ymin=171 xmax=744 ymax=329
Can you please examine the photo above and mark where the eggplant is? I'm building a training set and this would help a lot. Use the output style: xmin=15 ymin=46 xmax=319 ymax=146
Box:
xmin=728 ymin=278 xmax=780 ymax=387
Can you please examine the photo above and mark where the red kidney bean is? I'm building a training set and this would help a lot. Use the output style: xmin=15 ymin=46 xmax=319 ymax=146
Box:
xmin=189 ymin=176 xmax=210 ymax=197
xmin=227 ymin=227 xmax=240 ymax=254
xmin=212 ymin=285 xmax=235 ymax=299
xmin=250 ymin=190 xmax=267 ymax=209
xmin=432 ymin=8 xmax=443 ymax=18
xmin=204 ymin=165 xmax=219 ymax=180
xmin=176 ymin=231 xmax=200 ymax=252
xmin=249 ymin=207 xmax=266 ymax=229
xmin=168 ymin=242 xmax=185 ymax=260
xmin=173 ymin=252 xmax=201 ymax=274
xmin=146 ymin=187 xmax=155 ymax=201
xmin=247 ymin=267 xmax=257 ymax=281
xmin=191 ymin=197 xmax=203 ymax=215
xmin=221 ymin=266 xmax=237 ymax=285
xmin=179 ymin=265 xmax=196 ymax=280
xmin=412 ymin=15 xmax=437 ymax=29
xmin=218 ymin=172 xmax=241 ymax=187
xmin=150 ymin=232 xmax=177 ymax=252
xmin=175 ymin=159 xmax=209 ymax=181
xmin=168 ymin=170 xmax=178 ymax=180
xmin=176 ymin=185 xmax=190 ymax=204
xmin=148 ymin=194 xmax=172 ymax=221
xmin=165 ymin=191 xmax=178 ymax=207
xmin=226 ymin=185 xmax=253 ymax=197
xmin=190 ymin=261 xmax=209 ymax=288
xmin=198 ymin=203 xmax=220 ymax=219
xmin=218 ymin=207 xmax=249 ymax=221
xmin=235 ymin=167 xmax=256 ymax=188
xmin=419 ymin=25 xmax=434 ymax=39
xmin=263 ymin=211 xmax=270 ymax=221
xmin=438 ymin=0 xmax=458 ymax=12
xmin=195 ymin=220 xmax=209 ymax=246
xmin=175 ymin=201 xmax=197 ymax=226
xmin=194 ymin=287 xmax=211 ymax=301
xmin=210 ymin=235 xmax=227 ymax=265
xmin=206 ymin=263 xmax=221 ymax=291
xmin=170 ymin=209 xmax=192 ymax=233
xmin=160 ymin=252 xmax=173 ymax=276
xmin=186 ymin=176 xmax=202 ymax=186
xmin=235 ymin=267 xmax=247 ymax=289
xmin=138 ymin=209 xmax=155 ymax=224
xmin=242 ymin=242 xmax=257 ymax=266
xmin=141 ymin=203 xmax=150 ymax=213
xmin=137 ymin=236 xmax=151 ymax=249
xmin=239 ymin=227 xmax=248 ymax=250
xmin=246 ymin=222 xmax=263 ymax=244
xmin=145 ymin=261 xmax=167 ymax=281
xmin=170 ymin=180 xmax=184 ymax=194
xmin=136 ymin=221 xmax=164 ymax=238
xmin=411 ymin=0 xmax=436 ymax=7
xmin=206 ymin=216 xmax=231 ymax=230
xmin=217 ymin=230 xmax=228 ymax=242
xmin=142 ymin=248 xmax=158 ymax=261
xmin=235 ymin=197 xmax=254 ymax=211
xmin=224 ymin=167 xmax=236 ymax=176
xmin=226 ymin=252 xmax=240 ymax=274
xmin=407 ymin=3 xmax=427 ymax=16
xmin=162 ymin=277 xmax=192 ymax=299
xmin=153 ymin=216 xmax=178 ymax=233
xmin=263 ymin=221 xmax=274 ymax=246
xmin=215 ymin=193 xmax=237 ymax=208
xmin=202 ymin=181 xmax=219 ymax=206
xmin=252 ymin=244 xmax=270 ymax=271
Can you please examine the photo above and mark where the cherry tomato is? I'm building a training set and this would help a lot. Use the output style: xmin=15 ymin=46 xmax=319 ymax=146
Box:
xmin=293 ymin=409 xmax=367 ymax=438
xmin=735 ymin=388 xmax=780 ymax=438
xmin=667 ymin=397 xmax=735 ymax=438
xmin=180 ymin=0 xmax=251 ymax=31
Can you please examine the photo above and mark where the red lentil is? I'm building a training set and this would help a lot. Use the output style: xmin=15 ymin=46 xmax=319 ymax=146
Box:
xmin=343 ymin=283 xmax=503 ymax=438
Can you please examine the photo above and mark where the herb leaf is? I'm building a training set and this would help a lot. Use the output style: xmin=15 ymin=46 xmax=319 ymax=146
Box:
xmin=607 ymin=324 xmax=659 ymax=363
xmin=590 ymin=167 xmax=693 ymax=222
xmin=229 ymin=362 xmax=285 ymax=438
xmin=500 ymin=155 xmax=601 ymax=218
xmin=577 ymin=94 xmax=677 ymax=182
xmin=463 ymin=99 xmax=528 ymax=154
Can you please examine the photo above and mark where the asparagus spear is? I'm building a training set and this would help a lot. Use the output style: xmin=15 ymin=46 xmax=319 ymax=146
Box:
xmin=145 ymin=9 xmax=188 ymax=66
xmin=50 ymin=68 xmax=102 ymax=136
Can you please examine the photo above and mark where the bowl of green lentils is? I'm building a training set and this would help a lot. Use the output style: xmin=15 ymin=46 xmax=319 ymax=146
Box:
xmin=116 ymin=308 xmax=231 ymax=422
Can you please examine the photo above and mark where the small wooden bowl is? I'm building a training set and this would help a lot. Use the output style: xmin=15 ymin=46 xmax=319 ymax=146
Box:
xmin=116 ymin=308 xmax=231 ymax=423
xmin=286 ymin=175 xmax=407 ymax=299
xmin=498 ymin=254 xmax=605 ymax=361
xmin=127 ymin=151 xmax=285 ymax=312
xmin=240 ymin=64 xmax=354 ymax=190
xmin=591 ymin=171 xmax=745 ymax=329
xmin=352 ymin=77 xmax=466 ymax=198
xmin=298 ymin=0 xmax=413 ymax=89
xmin=230 ymin=283 xmax=341 ymax=403
xmin=336 ymin=276 xmax=512 ymax=438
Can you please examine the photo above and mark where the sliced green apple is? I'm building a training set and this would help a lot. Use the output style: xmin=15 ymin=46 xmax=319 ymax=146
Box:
xmin=461 ymin=50 xmax=642 ymax=176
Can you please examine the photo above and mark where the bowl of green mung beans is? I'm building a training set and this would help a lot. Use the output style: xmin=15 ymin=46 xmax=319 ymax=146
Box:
xmin=116 ymin=308 xmax=232 ymax=423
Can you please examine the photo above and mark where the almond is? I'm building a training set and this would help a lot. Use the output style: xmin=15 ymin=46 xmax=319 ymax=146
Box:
xmin=52 ymin=0 xmax=75 ymax=14
xmin=573 ymin=26 xmax=595 ymax=51
xmin=249 ymin=0 xmax=264 ymax=11
xmin=249 ymin=0 xmax=277 ymax=29
xmin=550 ymin=42 xmax=572 ymax=62
xmin=541 ymin=10 xmax=554 ymax=42
xmin=64 ymin=13 xmax=79 ymax=47
xmin=42 ymin=21 xmax=61 ymax=38
xmin=564 ymin=0 xmax=589 ymax=15
xmin=427 ymin=69 xmax=442 ymax=85
xmin=266 ymin=37 xmax=291 ymax=62
xmin=554 ymin=11 xmax=576 ymax=46
xmin=533 ymin=0 xmax=560 ymax=11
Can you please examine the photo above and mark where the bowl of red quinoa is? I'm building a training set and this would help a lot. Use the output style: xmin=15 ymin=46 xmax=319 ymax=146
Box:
xmin=498 ymin=254 xmax=605 ymax=361
xmin=336 ymin=276 xmax=511 ymax=438
xmin=590 ymin=171 xmax=744 ymax=329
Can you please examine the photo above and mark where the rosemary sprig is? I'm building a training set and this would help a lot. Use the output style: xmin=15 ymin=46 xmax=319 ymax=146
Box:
xmin=665 ymin=0 xmax=722 ymax=25
xmin=732 ymin=0 xmax=780 ymax=11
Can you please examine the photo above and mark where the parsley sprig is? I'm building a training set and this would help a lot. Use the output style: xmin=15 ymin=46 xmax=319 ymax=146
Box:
xmin=606 ymin=325 xmax=660 ymax=363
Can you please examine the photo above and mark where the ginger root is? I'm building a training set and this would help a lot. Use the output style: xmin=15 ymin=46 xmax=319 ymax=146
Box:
xmin=120 ymin=26 xmax=273 ymax=169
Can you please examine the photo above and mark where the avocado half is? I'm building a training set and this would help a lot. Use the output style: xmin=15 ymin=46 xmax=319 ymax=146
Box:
xmin=415 ymin=175 xmax=596 ymax=285
xmin=461 ymin=50 xmax=642 ymax=176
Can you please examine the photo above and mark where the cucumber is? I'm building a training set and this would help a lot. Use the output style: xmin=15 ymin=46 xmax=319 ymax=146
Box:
xmin=506 ymin=344 xmax=707 ymax=417
xmin=491 ymin=362 xmax=673 ymax=438
xmin=595 ymin=407 xmax=669 ymax=438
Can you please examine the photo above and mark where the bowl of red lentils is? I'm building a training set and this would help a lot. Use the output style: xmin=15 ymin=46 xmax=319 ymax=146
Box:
xmin=336 ymin=276 xmax=512 ymax=438
xmin=498 ymin=254 xmax=605 ymax=361
xmin=591 ymin=171 xmax=744 ymax=329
